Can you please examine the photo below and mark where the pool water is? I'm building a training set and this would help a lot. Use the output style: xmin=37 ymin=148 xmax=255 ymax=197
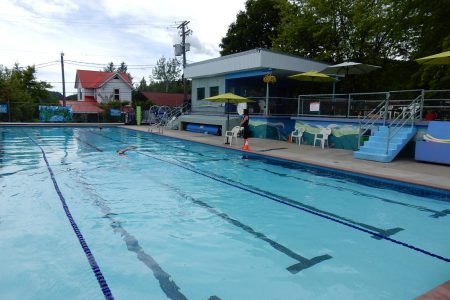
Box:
xmin=1 ymin=127 xmax=449 ymax=300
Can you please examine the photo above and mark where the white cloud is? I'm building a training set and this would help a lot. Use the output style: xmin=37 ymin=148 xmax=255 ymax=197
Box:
xmin=0 ymin=0 xmax=246 ymax=94
xmin=18 ymin=0 xmax=79 ymax=16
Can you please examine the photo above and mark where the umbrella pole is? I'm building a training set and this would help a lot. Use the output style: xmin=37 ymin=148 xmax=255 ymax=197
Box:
xmin=227 ymin=99 xmax=230 ymax=132
xmin=265 ymin=82 xmax=269 ymax=116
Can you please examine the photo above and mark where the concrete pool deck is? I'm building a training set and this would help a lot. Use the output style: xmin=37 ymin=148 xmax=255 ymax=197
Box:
xmin=123 ymin=125 xmax=450 ymax=192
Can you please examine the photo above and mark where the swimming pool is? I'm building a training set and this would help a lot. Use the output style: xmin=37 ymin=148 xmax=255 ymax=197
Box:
xmin=1 ymin=126 xmax=449 ymax=300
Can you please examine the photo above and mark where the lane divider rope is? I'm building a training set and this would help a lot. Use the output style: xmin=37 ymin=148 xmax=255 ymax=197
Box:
xmin=91 ymin=130 xmax=450 ymax=263
xmin=28 ymin=135 xmax=114 ymax=300
xmin=137 ymin=150 xmax=450 ymax=264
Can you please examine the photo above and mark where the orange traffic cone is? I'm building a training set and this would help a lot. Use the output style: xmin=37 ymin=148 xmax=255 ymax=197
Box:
xmin=242 ymin=140 xmax=250 ymax=151
xmin=288 ymin=134 xmax=292 ymax=143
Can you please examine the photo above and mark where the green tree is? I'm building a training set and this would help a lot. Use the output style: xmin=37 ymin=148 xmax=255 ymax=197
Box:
xmin=409 ymin=0 xmax=450 ymax=89
xmin=220 ymin=0 xmax=284 ymax=56
xmin=151 ymin=56 xmax=182 ymax=92
xmin=102 ymin=61 xmax=133 ymax=83
xmin=136 ymin=77 xmax=148 ymax=91
xmin=0 ymin=63 xmax=51 ymax=121
xmin=117 ymin=61 xmax=128 ymax=73
xmin=103 ymin=62 xmax=115 ymax=72
xmin=274 ymin=0 xmax=421 ymax=63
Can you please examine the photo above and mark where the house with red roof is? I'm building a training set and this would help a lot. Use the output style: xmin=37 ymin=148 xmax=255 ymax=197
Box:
xmin=141 ymin=91 xmax=189 ymax=107
xmin=75 ymin=70 xmax=133 ymax=103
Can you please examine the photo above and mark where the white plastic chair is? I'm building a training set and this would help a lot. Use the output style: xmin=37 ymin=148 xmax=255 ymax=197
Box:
xmin=224 ymin=126 xmax=242 ymax=145
xmin=313 ymin=127 xmax=331 ymax=149
xmin=291 ymin=128 xmax=305 ymax=146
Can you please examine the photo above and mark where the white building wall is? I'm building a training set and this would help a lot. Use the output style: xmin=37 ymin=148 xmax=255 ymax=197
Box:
xmin=97 ymin=78 xmax=132 ymax=103
xmin=77 ymin=88 xmax=94 ymax=101
xmin=259 ymin=51 xmax=329 ymax=73
xmin=185 ymin=49 xmax=330 ymax=79
xmin=192 ymin=76 xmax=226 ymax=113
xmin=185 ymin=50 xmax=262 ymax=78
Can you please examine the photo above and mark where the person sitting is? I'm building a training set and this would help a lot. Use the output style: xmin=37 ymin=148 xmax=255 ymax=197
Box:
xmin=117 ymin=146 xmax=136 ymax=155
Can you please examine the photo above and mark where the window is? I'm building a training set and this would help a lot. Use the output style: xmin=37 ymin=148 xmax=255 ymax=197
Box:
xmin=114 ymin=89 xmax=120 ymax=100
xmin=197 ymin=87 xmax=205 ymax=100
xmin=209 ymin=86 xmax=219 ymax=97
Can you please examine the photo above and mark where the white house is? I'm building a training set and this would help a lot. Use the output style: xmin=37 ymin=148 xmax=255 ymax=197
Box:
xmin=74 ymin=70 xmax=133 ymax=103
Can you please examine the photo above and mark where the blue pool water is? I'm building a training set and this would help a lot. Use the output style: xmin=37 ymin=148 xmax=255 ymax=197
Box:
xmin=1 ymin=126 xmax=449 ymax=300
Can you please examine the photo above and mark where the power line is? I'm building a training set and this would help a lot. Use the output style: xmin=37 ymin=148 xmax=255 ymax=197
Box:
xmin=0 ymin=14 xmax=171 ymax=28
xmin=35 ymin=60 xmax=59 ymax=66
xmin=65 ymin=60 xmax=107 ymax=66
xmin=65 ymin=60 xmax=155 ymax=67
xmin=63 ymin=62 xmax=155 ymax=70
xmin=35 ymin=63 xmax=60 ymax=69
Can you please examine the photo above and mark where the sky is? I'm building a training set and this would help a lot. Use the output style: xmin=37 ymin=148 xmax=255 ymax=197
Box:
xmin=0 ymin=0 xmax=247 ymax=95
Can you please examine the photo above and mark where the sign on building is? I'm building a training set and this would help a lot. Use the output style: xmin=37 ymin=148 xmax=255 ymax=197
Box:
xmin=310 ymin=101 xmax=320 ymax=112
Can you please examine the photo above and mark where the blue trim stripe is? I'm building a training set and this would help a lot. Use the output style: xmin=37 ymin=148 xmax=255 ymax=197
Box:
xmin=29 ymin=136 xmax=114 ymax=300
xmin=225 ymin=68 xmax=272 ymax=79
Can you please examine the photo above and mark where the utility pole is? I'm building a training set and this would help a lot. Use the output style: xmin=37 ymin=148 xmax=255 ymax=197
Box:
xmin=177 ymin=21 xmax=191 ymax=108
xmin=60 ymin=52 xmax=66 ymax=106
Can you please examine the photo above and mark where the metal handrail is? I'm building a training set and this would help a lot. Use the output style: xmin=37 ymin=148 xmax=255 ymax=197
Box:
xmin=148 ymin=102 xmax=190 ymax=133
xmin=385 ymin=94 xmax=422 ymax=154
xmin=357 ymin=93 xmax=389 ymax=148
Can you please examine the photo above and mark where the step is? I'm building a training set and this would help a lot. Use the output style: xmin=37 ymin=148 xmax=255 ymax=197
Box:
xmin=377 ymin=125 xmax=415 ymax=132
xmin=353 ymin=151 xmax=392 ymax=163
xmin=359 ymin=146 xmax=399 ymax=155
xmin=374 ymin=131 xmax=411 ymax=139
xmin=361 ymin=140 xmax=402 ymax=149
xmin=358 ymin=146 xmax=398 ymax=156
xmin=370 ymin=136 xmax=406 ymax=144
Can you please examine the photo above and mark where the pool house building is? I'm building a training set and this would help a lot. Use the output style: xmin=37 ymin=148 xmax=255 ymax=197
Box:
xmin=179 ymin=48 xmax=449 ymax=164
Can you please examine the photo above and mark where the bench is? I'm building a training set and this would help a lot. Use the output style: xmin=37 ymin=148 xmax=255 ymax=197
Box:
xmin=415 ymin=121 xmax=450 ymax=165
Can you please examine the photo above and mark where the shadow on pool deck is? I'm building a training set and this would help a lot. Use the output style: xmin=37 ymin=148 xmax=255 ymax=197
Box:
xmin=123 ymin=125 xmax=450 ymax=192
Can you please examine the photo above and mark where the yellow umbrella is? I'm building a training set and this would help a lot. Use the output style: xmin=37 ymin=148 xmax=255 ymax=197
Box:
xmin=416 ymin=50 xmax=450 ymax=65
xmin=288 ymin=71 xmax=337 ymax=82
xmin=204 ymin=93 xmax=255 ymax=131
xmin=204 ymin=92 xmax=254 ymax=104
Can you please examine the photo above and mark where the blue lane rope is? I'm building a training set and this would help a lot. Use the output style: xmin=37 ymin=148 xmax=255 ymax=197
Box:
xmin=28 ymin=135 xmax=114 ymax=300
xmin=89 ymin=130 xmax=450 ymax=263
xmin=136 ymin=150 xmax=450 ymax=264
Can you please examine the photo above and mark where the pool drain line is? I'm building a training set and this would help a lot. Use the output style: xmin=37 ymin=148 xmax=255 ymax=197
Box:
xmin=28 ymin=135 xmax=114 ymax=300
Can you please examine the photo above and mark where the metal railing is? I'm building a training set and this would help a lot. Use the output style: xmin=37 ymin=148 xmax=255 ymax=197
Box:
xmin=385 ymin=93 xmax=423 ymax=154
xmin=147 ymin=102 xmax=190 ymax=134
xmin=357 ymin=94 xmax=389 ymax=147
